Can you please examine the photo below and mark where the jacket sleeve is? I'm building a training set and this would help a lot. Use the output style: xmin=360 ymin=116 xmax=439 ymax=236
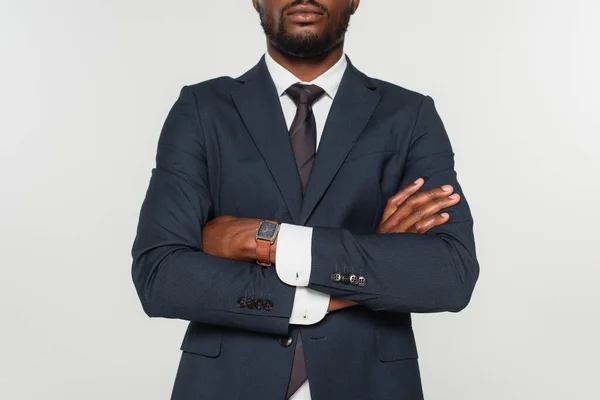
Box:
xmin=307 ymin=96 xmax=480 ymax=313
xmin=131 ymin=86 xmax=295 ymax=336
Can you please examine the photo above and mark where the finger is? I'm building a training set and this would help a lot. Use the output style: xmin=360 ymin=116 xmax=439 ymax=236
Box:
xmin=380 ymin=178 xmax=424 ymax=225
xmin=408 ymin=213 xmax=450 ymax=234
xmin=389 ymin=178 xmax=425 ymax=205
xmin=395 ymin=193 xmax=460 ymax=232
xmin=380 ymin=187 xmax=457 ymax=233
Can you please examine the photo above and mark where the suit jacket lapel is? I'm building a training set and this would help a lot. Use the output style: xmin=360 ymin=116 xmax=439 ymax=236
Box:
xmin=231 ymin=56 xmax=304 ymax=224
xmin=300 ymin=59 xmax=381 ymax=225
xmin=231 ymin=56 xmax=381 ymax=226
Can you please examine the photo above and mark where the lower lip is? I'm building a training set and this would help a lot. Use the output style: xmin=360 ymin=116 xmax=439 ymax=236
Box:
xmin=287 ymin=12 xmax=324 ymax=23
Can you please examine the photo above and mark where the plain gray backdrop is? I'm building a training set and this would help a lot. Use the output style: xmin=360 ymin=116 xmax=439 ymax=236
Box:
xmin=1 ymin=1 xmax=599 ymax=399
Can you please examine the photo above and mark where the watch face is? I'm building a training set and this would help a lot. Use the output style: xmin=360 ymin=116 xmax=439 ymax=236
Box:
xmin=257 ymin=221 xmax=277 ymax=239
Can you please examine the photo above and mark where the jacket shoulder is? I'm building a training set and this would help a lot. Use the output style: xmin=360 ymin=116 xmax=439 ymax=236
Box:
xmin=372 ymin=78 xmax=428 ymax=105
xmin=183 ymin=76 xmax=240 ymax=102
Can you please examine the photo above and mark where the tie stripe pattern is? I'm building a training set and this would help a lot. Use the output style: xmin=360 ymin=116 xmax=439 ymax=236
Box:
xmin=283 ymin=83 xmax=325 ymax=399
xmin=285 ymin=83 xmax=326 ymax=193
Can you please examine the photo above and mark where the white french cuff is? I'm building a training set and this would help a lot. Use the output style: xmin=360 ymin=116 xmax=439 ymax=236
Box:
xmin=274 ymin=223 xmax=313 ymax=287
xmin=289 ymin=287 xmax=330 ymax=325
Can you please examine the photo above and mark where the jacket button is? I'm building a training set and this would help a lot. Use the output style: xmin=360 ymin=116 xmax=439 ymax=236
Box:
xmin=349 ymin=274 xmax=358 ymax=285
xmin=358 ymin=276 xmax=367 ymax=287
xmin=237 ymin=297 xmax=247 ymax=308
xmin=280 ymin=336 xmax=293 ymax=347
xmin=246 ymin=298 xmax=256 ymax=309
xmin=255 ymin=299 xmax=264 ymax=310
xmin=341 ymin=274 xmax=350 ymax=285
xmin=263 ymin=300 xmax=273 ymax=311
xmin=331 ymin=272 xmax=342 ymax=282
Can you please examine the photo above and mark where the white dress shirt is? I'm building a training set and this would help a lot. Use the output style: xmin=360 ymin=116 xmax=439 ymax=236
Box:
xmin=265 ymin=51 xmax=348 ymax=399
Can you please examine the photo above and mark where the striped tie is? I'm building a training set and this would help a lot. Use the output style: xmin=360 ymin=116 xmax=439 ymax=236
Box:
xmin=284 ymin=83 xmax=325 ymax=399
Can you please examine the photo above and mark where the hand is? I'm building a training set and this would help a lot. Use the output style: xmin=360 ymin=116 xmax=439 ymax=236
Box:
xmin=328 ymin=297 xmax=358 ymax=312
xmin=202 ymin=216 xmax=264 ymax=262
xmin=377 ymin=178 xmax=461 ymax=234
xmin=328 ymin=178 xmax=460 ymax=313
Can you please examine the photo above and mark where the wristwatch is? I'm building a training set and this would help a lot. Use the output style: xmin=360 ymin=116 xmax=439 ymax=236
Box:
xmin=255 ymin=220 xmax=280 ymax=267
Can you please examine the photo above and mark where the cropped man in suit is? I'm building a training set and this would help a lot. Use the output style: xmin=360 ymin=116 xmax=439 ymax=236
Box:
xmin=131 ymin=0 xmax=479 ymax=399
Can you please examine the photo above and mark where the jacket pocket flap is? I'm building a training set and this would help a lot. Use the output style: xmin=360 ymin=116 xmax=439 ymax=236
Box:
xmin=180 ymin=323 xmax=223 ymax=358
xmin=375 ymin=326 xmax=419 ymax=362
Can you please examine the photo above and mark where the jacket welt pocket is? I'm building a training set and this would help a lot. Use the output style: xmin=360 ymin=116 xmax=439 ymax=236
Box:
xmin=375 ymin=325 xmax=419 ymax=362
xmin=180 ymin=322 xmax=223 ymax=358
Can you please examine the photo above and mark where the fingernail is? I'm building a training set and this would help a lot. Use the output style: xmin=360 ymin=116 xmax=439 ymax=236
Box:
xmin=449 ymin=194 xmax=459 ymax=199
xmin=441 ymin=213 xmax=449 ymax=218
xmin=442 ymin=185 xmax=453 ymax=191
xmin=414 ymin=178 xmax=423 ymax=185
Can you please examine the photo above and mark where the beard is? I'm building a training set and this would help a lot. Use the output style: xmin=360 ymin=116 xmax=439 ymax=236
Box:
xmin=258 ymin=0 xmax=353 ymax=58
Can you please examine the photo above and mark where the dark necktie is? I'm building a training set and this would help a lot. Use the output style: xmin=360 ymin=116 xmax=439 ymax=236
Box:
xmin=285 ymin=83 xmax=326 ymax=193
xmin=284 ymin=83 xmax=325 ymax=399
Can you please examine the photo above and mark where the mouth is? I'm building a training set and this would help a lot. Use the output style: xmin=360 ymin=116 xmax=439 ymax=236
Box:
xmin=285 ymin=4 xmax=326 ymax=23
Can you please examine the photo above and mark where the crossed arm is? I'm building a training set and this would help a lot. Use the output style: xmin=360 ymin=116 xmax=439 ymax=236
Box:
xmin=131 ymin=87 xmax=479 ymax=336
xmin=200 ymin=176 xmax=464 ymax=314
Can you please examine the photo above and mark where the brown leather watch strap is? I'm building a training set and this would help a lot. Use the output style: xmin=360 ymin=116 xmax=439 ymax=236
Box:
xmin=255 ymin=220 xmax=279 ymax=267
xmin=256 ymin=239 xmax=272 ymax=267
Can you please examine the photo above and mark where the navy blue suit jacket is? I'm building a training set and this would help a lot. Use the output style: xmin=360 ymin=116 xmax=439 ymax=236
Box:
xmin=131 ymin=55 xmax=479 ymax=400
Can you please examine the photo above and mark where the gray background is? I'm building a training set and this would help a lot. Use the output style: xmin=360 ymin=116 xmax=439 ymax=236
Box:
xmin=1 ymin=1 xmax=599 ymax=399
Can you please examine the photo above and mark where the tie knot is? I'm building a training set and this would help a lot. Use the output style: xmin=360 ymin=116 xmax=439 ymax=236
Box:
xmin=285 ymin=83 xmax=326 ymax=106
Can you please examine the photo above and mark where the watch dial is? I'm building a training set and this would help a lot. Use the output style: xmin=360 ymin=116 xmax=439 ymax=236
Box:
xmin=258 ymin=222 xmax=276 ymax=238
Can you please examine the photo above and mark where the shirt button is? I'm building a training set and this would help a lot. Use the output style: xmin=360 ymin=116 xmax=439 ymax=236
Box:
xmin=280 ymin=336 xmax=293 ymax=347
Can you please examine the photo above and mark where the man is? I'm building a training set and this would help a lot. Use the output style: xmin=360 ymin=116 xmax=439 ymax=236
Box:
xmin=131 ymin=0 xmax=479 ymax=398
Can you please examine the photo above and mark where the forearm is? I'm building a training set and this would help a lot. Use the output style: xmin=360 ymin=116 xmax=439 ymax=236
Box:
xmin=307 ymin=221 xmax=479 ymax=313
xmin=132 ymin=239 xmax=295 ymax=336
xmin=303 ymin=94 xmax=480 ymax=314
xmin=131 ymin=86 xmax=295 ymax=336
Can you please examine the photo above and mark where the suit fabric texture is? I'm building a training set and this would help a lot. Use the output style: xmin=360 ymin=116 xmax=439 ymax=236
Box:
xmin=131 ymin=55 xmax=480 ymax=400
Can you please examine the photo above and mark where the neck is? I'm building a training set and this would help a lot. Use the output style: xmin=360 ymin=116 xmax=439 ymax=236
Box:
xmin=267 ymin=42 xmax=344 ymax=82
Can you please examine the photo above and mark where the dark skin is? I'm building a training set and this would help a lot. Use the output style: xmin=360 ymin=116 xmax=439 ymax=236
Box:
xmin=202 ymin=0 xmax=461 ymax=312
xmin=252 ymin=0 xmax=358 ymax=81
xmin=203 ymin=180 xmax=461 ymax=311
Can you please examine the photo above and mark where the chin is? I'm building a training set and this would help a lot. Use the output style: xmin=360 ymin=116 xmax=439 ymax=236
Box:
xmin=286 ymin=24 xmax=326 ymax=36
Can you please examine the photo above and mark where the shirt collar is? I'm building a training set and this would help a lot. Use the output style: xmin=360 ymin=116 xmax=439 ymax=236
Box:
xmin=264 ymin=51 xmax=348 ymax=100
